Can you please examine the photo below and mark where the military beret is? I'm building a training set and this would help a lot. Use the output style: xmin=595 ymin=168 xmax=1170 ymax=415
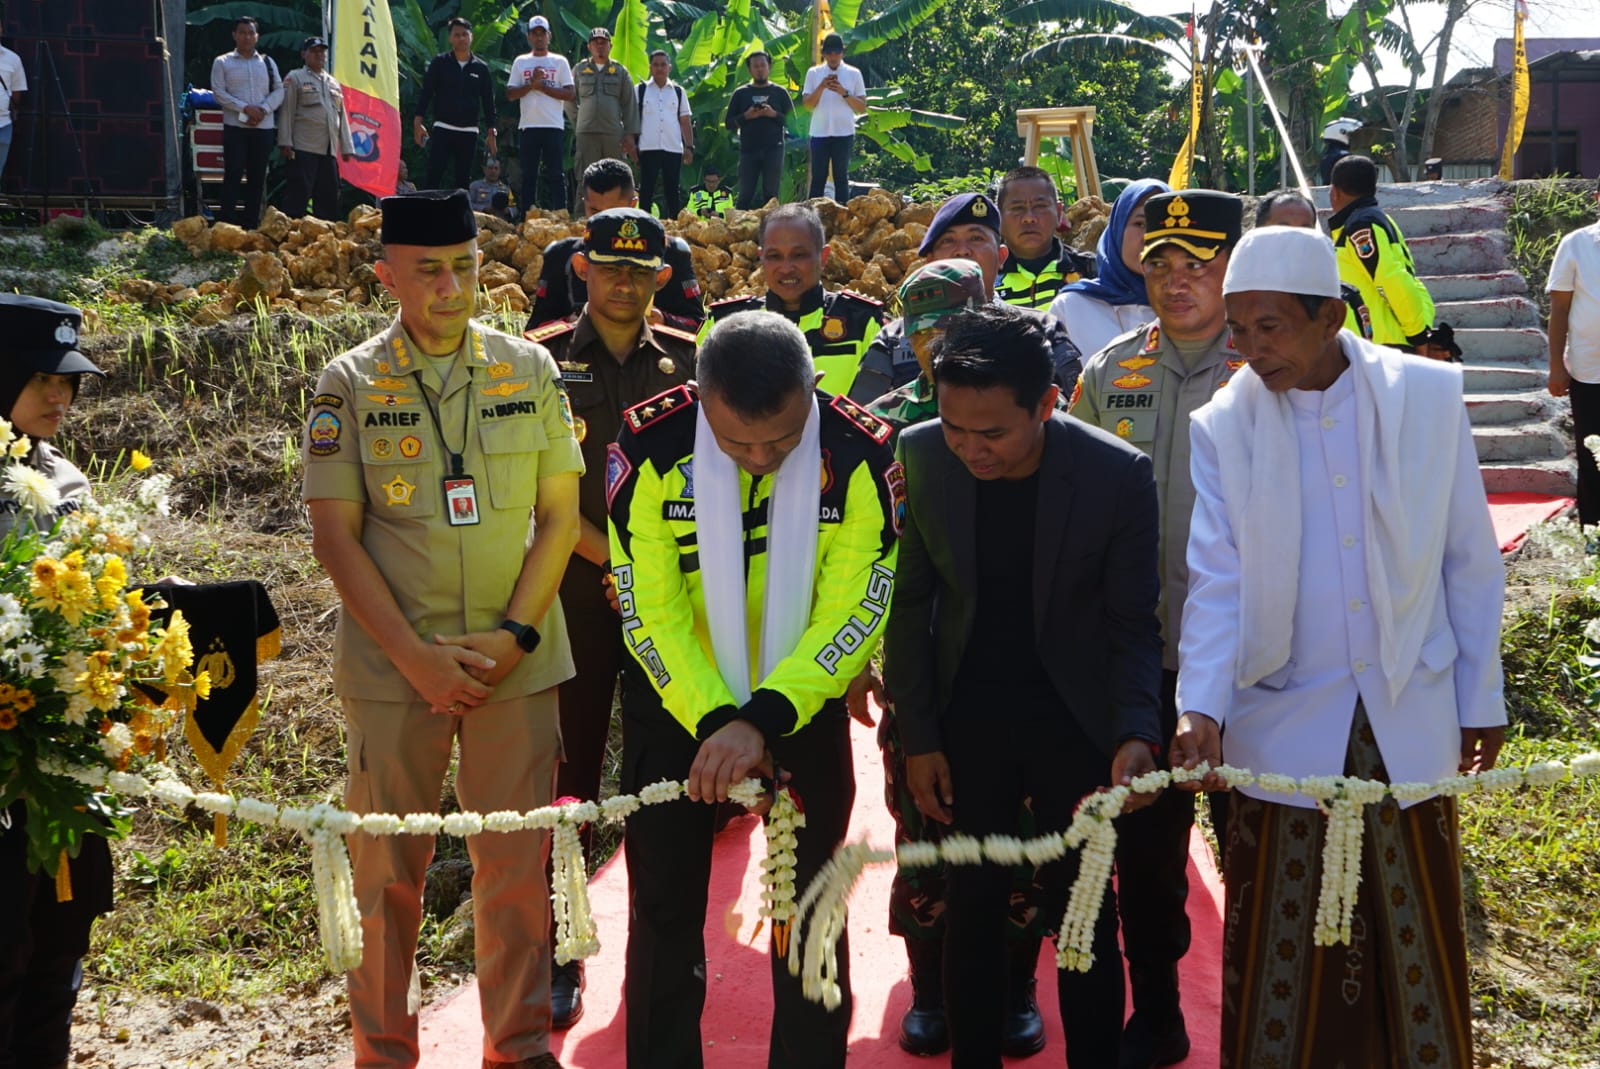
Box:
xmin=379 ymin=189 xmax=478 ymax=246
xmin=919 ymin=192 xmax=1000 ymax=255
xmin=1141 ymin=189 xmax=1242 ymax=263
xmin=0 ymin=295 xmax=103 ymax=376
xmin=582 ymin=207 xmax=665 ymax=269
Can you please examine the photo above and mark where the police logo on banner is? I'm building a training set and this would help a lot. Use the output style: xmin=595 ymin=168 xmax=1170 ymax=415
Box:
xmin=605 ymin=442 xmax=634 ymax=510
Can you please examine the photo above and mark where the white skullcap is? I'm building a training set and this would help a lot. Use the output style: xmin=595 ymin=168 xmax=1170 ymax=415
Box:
xmin=1223 ymin=225 xmax=1342 ymax=300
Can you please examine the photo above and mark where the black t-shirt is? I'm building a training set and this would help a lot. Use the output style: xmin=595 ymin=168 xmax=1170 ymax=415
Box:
xmin=725 ymin=82 xmax=793 ymax=152
xmin=953 ymin=469 xmax=1053 ymax=698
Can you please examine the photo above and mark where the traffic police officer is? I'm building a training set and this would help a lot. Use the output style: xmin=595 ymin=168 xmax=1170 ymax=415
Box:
xmin=526 ymin=158 xmax=704 ymax=334
xmin=524 ymin=207 xmax=696 ymax=1028
xmin=303 ymin=190 xmax=582 ymax=1069
xmin=686 ymin=163 xmax=735 ymax=217
xmin=1328 ymin=154 xmax=1435 ymax=349
xmin=607 ymin=311 xmax=900 ymax=1069
xmin=849 ymin=192 xmax=1081 ymax=405
xmin=701 ymin=202 xmax=883 ymax=394
xmin=1069 ymin=188 xmax=1244 ymax=1069
xmin=994 ymin=165 xmax=1097 ymax=311
xmin=569 ymin=28 xmax=639 ymax=211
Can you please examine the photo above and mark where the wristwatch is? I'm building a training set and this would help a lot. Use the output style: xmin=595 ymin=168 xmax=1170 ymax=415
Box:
xmin=498 ymin=618 xmax=542 ymax=654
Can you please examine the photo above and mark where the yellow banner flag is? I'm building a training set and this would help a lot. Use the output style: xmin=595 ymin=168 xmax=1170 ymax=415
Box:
xmin=333 ymin=0 xmax=402 ymax=197
xmin=1169 ymin=21 xmax=1202 ymax=189
xmin=1498 ymin=0 xmax=1529 ymax=181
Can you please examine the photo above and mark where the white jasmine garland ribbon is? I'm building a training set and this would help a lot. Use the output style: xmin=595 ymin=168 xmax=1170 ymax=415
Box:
xmin=46 ymin=753 xmax=1600 ymax=994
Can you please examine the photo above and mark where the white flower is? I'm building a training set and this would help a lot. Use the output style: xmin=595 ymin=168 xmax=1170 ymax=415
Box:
xmin=4 ymin=464 xmax=61 ymax=516
xmin=1569 ymin=752 xmax=1600 ymax=779
xmin=896 ymin=842 xmax=940 ymax=868
xmin=63 ymin=692 xmax=93 ymax=726
xmin=194 ymin=792 xmax=236 ymax=815
xmin=0 ymin=415 xmax=14 ymax=449
xmin=1522 ymin=761 xmax=1569 ymax=787
xmin=638 ymin=779 xmax=683 ymax=806
xmin=441 ymin=812 xmax=483 ymax=837
xmin=135 ymin=472 xmax=174 ymax=516
xmin=601 ymin=795 xmax=642 ymax=823
xmin=1584 ymin=617 xmax=1600 ymax=646
xmin=982 ymin=836 xmax=1026 ymax=866
xmin=1585 ymin=434 xmax=1600 ymax=461
xmin=939 ymin=834 xmax=984 ymax=865
xmin=98 ymin=723 xmax=134 ymax=761
xmin=360 ymin=813 xmax=404 ymax=836
xmin=1388 ymin=782 xmax=1436 ymax=803
xmin=9 ymin=640 xmax=48 ymax=678
xmin=483 ymin=810 xmax=527 ymax=833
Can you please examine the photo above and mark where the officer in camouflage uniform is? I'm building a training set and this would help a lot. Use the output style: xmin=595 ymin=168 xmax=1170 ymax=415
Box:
xmin=864 ymin=260 xmax=986 ymax=436
xmin=523 ymin=207 xmax=696 ymax=1029
xmin=303 ymin=190 xmax=582 ymax=1069
xmin=701 ymin=202 xmax=883 ymax=393
xmin=1069 ymin=188 xmax=1244 ymax=1069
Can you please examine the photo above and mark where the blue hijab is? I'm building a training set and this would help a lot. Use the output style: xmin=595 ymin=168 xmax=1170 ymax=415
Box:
xmin=1059 ymin=177 xmax=1171 ymax=307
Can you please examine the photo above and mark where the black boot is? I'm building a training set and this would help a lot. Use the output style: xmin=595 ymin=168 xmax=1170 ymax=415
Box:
xmin=551 ymin=959 xmax=584 ymax=1030
xmin=897 ymin=938 xmax=949 ymax=1055
xmin=1120 ymin=965 xmax=1189 ymax=1069
xmin=1001 ymin=938 xmax=1045 ymax=1058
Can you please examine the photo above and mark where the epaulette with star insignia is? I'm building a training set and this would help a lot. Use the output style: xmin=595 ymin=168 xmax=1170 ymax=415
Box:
xmin=624 ymin=384 xmax=697 ymax=433
xmin=708 ymin=294 xmax=763 ymax=320
xmin=526 ymin=319 xmax=577 ymax=345
xmin=834 ymin=289 xmax=884 ymax=310
xmin=829 ymin=392 xmax=893 ymax=445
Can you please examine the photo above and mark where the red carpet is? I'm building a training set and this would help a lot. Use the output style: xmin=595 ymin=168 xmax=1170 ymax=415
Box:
xmin=1487 ymin=491 xmax=1573 ymax=552
xmin=332 ymin=717 xmax=1224 ymax=1068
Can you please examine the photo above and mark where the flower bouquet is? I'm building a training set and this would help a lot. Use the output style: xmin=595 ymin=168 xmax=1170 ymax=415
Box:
xmin=0 ymin=427 xmax=207 ymax=883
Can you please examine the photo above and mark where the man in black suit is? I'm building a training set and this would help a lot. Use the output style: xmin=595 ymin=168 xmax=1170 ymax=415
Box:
xmin=885 ymin=303 xmax=1165 ymax=1069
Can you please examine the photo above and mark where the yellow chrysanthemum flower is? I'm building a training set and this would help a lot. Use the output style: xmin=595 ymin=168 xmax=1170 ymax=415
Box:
xmin=78 ymin=650 xmax=125 ymax=713
xmin=7 ymin=437 xmax=30 ymax=460
xmin=53 ymin=567 xmax=96 ymax=626
xmin=96 ymin=555 xmax=127 ymax=609
xmin=130 ymin=450 xmax=153 ymax=471
xmin=62 ymin=550 xmax=86 ymax=573
xmin=193 ymin=670 xmax=212 ymax=701
xmin=31 ymin=557 xmax=62 ymax=599
xmin=154 ymin=612 xmax=194 ymax=684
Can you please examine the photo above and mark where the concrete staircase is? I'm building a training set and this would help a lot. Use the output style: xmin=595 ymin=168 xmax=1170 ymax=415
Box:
xmin=1320 ymin=178 xmax=1574 ymax=495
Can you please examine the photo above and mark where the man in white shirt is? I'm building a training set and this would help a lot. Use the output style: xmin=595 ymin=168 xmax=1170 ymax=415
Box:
xmin=507 ymin=16 xmax=574 ymax=213
xmin=0 ymin=18 xmax=26 ymax=183
xmin=210 ymin=16 xmax=285 ymax=227
xmin=635 ymin=50 xmax=693 ymax=220
xmin=1173 ymin=225 xmax=1505 ymax=1069
xmin=1545 ymin=178 xmax=1600 ymax=525
xmin=801 ymin=33 xmax=866 ymax=202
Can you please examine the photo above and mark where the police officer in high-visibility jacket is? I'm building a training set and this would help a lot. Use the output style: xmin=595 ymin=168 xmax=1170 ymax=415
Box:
xmin=700 ymin=202 xmax=883 ymax=394
xmin=994 ymin=165 xmax=1097 ymax=312
xmin=1069 ymin=188 xmax=1247 ymax=1069
xmin=1328 ymin=155 xmax=1435 ymax=350
xmin=686 ymin=163 xmax=735 ymax=217
xmin=607 ymin=311 xmax=899 ymax=1069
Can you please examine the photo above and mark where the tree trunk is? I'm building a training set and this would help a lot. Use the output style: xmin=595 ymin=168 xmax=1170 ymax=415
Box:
xmin=1418 ymin=0 xmax=1469 ymax=169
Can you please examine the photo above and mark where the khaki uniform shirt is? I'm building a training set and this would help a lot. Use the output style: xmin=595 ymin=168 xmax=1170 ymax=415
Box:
xmin=569 ymin=58 xmax=640 ymax=137
xmin=302 ymin=318 xmax=585 ymax=700
xmin=278 ymin=67 xmax=356 ymax=157
xmin=529 ymin=314 xmax=697 ymax=531
xmin=1070 ymin=322 xmax=1243 ymax=670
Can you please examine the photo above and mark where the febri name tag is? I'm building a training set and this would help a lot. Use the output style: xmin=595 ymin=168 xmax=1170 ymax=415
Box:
xmin=444 ymin=475 xmax=481 ymax=526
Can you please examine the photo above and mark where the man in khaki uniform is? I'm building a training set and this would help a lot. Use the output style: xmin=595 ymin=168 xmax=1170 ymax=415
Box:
xmin=303 ymin=189 xmax=582 ymax=1069
xmin=1069 ymin=188 xmax=1243 ymax=1069
xmin=523 ymin=206 xmax=696 ymax=1028
xmin=568 ymin=27 xmax=639 ymax=211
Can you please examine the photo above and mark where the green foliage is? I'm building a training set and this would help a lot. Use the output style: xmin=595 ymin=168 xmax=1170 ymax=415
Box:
xmin=1509 ymin=178 xmax=1600 ymax=316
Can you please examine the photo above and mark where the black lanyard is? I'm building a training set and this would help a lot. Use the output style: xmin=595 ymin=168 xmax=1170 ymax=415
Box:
xmin=416 ymin=374 xmax=471 ymax=476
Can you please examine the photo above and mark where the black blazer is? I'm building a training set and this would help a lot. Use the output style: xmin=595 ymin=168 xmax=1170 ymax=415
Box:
xmin=884 ymin=413 xmax=1164 ymax=759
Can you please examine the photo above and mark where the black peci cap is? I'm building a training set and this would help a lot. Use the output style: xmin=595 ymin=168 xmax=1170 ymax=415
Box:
xmin=379 ymin=189 xmax=479 ymax=246
xmin=0 ymin=295 xmax=103 ymax=377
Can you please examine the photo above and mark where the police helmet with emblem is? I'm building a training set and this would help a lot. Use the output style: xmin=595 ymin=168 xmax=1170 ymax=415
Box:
xmin=0 ymin=294 xmax=104 ymax=381
xmin=581 ymin=207 xmax=666 ymax=270
xmin=1141 ymin=189 xmax=1242 ymax=263
xmin=919 ymin=193 xmax=1001 ymax=255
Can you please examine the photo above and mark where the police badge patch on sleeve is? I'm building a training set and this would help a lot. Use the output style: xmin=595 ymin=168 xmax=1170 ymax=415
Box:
xmin=605 ymin=442 xmax=634 ymax=511
xmin=884 ymin=460 xmax=907 ymax=535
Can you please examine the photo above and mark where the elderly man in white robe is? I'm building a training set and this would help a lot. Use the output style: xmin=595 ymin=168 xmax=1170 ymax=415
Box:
xmin=1171 ymin=225 xmax=1505 ymax=1069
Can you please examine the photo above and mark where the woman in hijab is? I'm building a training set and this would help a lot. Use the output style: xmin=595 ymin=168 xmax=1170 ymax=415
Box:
xmin=0 ymin=294 xmax=113 ymax=1069
xmin=1048 ymin=177 xmax=1169 ymax=357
